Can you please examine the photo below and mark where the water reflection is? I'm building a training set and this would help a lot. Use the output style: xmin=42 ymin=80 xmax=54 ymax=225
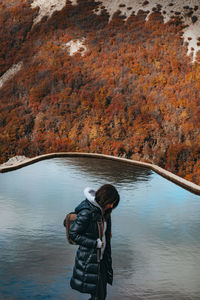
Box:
xmin=0 ymin=157 xmax=200 ymax=299
xmin=58 ymin=157 xmax=153 ymax=186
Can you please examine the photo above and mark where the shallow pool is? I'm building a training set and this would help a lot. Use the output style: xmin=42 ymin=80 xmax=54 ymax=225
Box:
xmin=0 ymin=157 xmax=200 ymax=299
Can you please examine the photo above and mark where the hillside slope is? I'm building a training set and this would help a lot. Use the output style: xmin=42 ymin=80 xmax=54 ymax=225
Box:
xmin=0 ymin=0 xmax=200 ymax=184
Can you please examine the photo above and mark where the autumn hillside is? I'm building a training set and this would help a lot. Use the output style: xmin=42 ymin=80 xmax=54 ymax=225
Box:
xmin=0 ymin=0 xmax=200 ymax=184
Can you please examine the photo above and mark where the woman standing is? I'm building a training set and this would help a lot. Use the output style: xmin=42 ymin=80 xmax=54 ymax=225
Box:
xmin=69 ymin=184 xmax=120 ymax=300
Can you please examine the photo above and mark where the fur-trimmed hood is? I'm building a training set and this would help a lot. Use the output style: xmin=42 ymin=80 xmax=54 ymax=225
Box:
xmin=74 ymin=187 xmax=102 ymax=215
xmin=84 ymin=187 xmax=103 ymax=214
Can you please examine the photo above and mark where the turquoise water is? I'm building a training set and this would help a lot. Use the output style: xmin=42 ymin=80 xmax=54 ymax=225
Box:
xmin=0 ymin=157 xmax=200 ymax=300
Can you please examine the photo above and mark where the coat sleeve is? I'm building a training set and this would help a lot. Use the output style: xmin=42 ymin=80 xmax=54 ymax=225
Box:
xmin=69 ymin=209 xmax=97 ymax=248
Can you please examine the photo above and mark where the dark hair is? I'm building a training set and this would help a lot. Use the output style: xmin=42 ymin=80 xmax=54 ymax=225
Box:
xmin=95 ymin=184 xmax=120 ymax=210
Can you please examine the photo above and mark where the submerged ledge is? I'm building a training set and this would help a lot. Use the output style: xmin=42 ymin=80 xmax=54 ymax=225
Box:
xmin=0 ymin=152 xmax=200 ymax=195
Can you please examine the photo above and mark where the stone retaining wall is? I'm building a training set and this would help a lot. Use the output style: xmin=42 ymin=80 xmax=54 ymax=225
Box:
xmin=0 ymin=152 xmax=200 ymax=195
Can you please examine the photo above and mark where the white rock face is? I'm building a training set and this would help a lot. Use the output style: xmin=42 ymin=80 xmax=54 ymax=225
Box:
xmin=30 ymin=0 xmax=200 ymax=62
xmin=31 ymin=0 xmax=77 ymax=25
xmin=183 ymin=22 xmax=200 ymax=62
xmin=0 ymin=62 xmax=23 ymax=90
xmin=94 ymin=0 xmax=200 ymax=62
xmin=0 ymin=156 xmax=30 ymax=167
xmin=65 ymin=38 xmax=87 ymax=56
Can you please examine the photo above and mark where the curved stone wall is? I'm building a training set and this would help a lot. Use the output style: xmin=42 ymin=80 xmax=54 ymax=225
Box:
xmin=0 ymin=152 xmax=200 ymax=195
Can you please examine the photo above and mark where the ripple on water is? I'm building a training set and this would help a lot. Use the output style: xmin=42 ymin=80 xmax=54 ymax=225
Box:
xmin=0 ymin=157 xmax=200 ymax=299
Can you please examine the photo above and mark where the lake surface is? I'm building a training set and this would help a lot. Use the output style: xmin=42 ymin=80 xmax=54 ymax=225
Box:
xmin=0 ymin=157 xmax=200 ymax=300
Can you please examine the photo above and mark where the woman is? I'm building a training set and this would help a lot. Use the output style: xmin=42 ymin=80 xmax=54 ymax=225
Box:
xmin=69 ymin=184 xmax=120 ymax=300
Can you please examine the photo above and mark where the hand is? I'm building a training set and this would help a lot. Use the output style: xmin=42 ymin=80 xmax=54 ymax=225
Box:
xmin=97 ymin=238 xmax=104 ymax=248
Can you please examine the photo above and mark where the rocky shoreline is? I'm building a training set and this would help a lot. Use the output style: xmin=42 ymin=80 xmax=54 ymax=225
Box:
xmin=0 ymin=155 xmax=31 ymax=167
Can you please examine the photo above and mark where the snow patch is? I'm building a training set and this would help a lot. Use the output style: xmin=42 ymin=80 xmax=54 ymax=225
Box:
xmin=65 ymin=38 xmax=87 ymax=56
xmin=31 ymin=0 xmax=77 ymax=25
xmin=0 ymin=62 xmax=23 ymax=90
xmin=94 ymin=0 xmax=200 ymax=62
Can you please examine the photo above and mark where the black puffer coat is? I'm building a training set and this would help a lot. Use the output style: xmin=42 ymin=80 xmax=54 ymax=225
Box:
xmin=69 ymin=199 xmax=113 ymax=294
